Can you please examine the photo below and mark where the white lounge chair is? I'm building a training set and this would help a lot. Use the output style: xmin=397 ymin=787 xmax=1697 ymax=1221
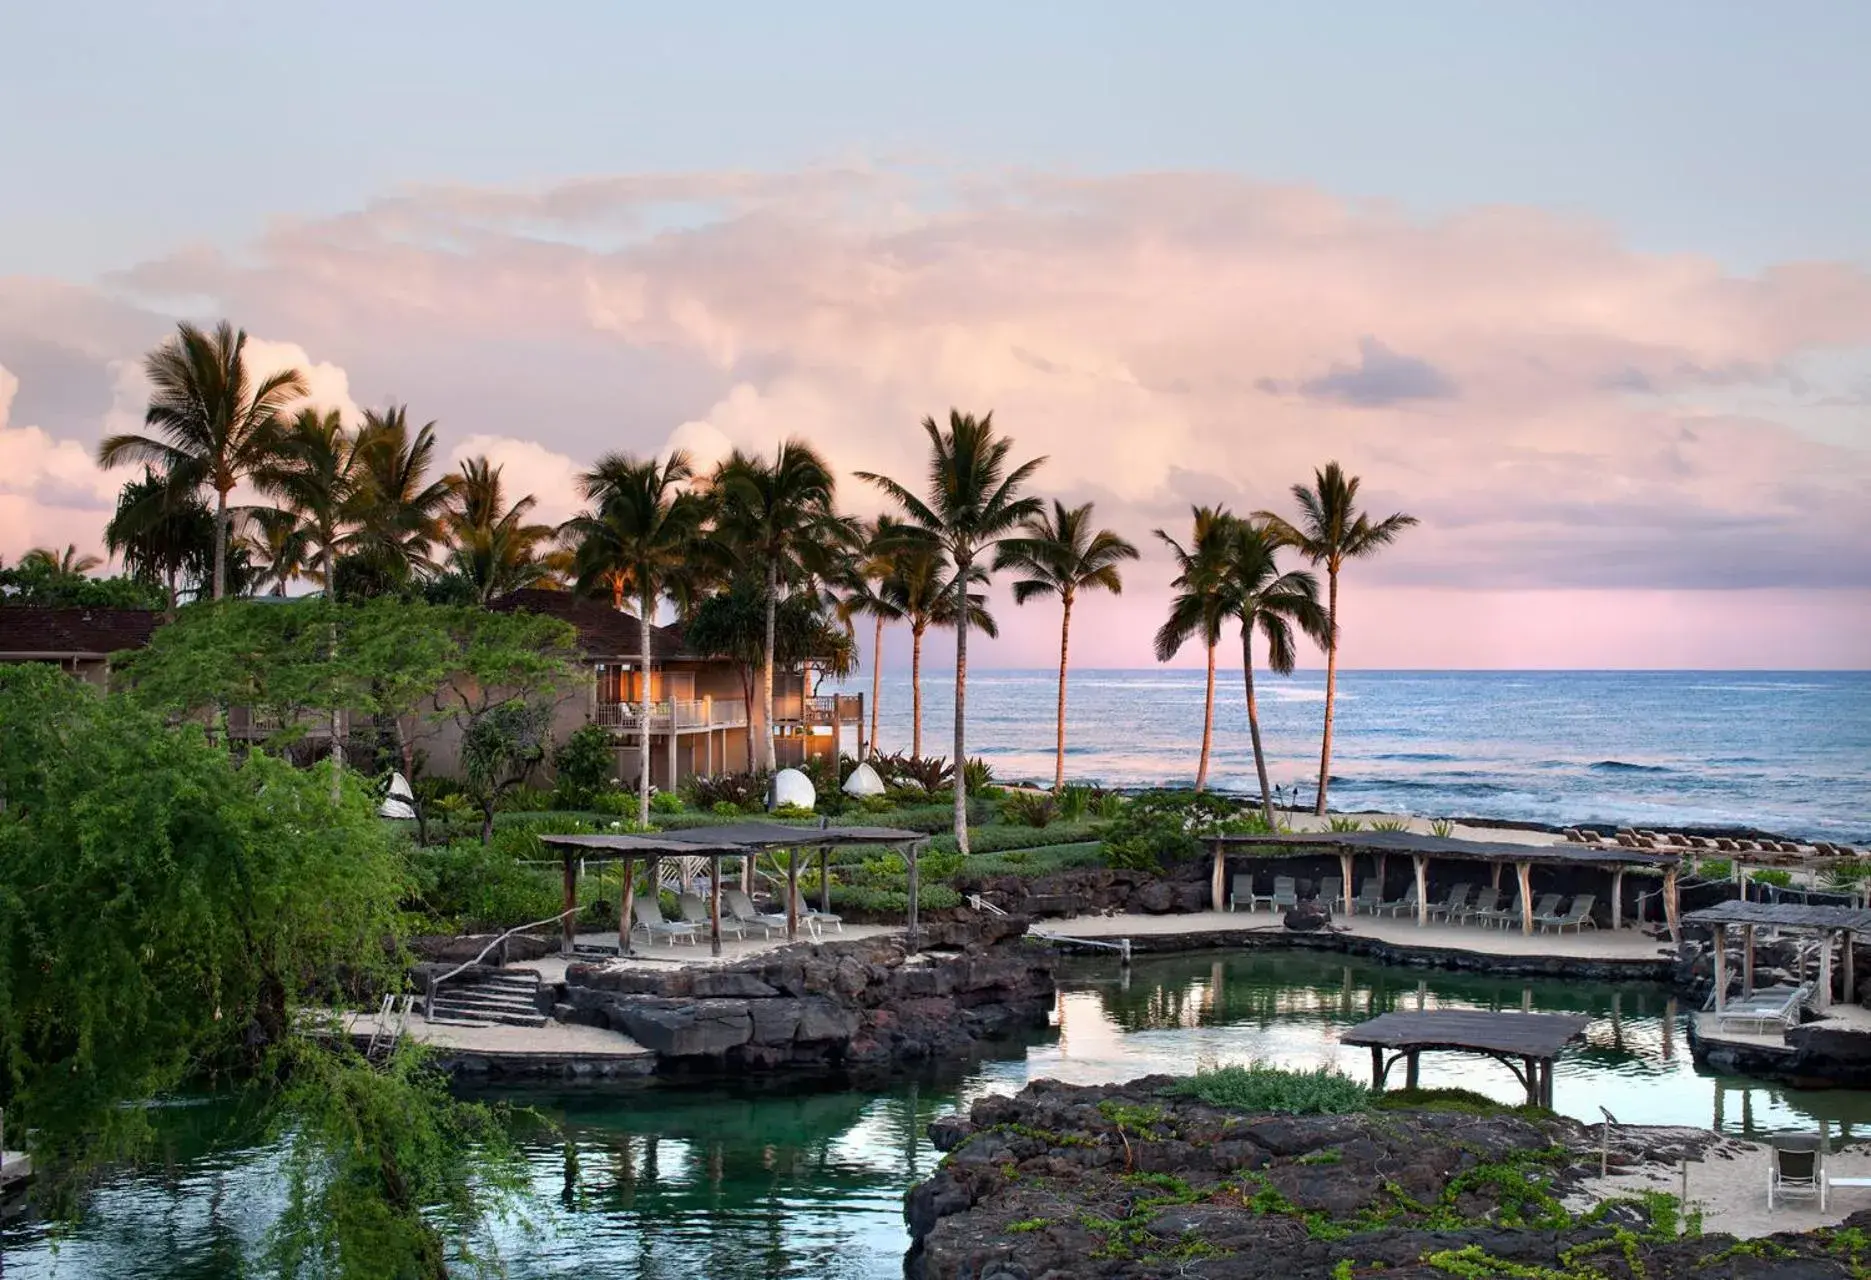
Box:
xmin=1770 ymin=1138 xmax=1824 ymax=1209
xmin=677 ymin=893 xmax=747 ymax=939
xmin=1717 ymin=985 xmax=1808 ymax=1036
xmin=633 ymin=897 xmax=699 ymax=946
xmin=723 ymin=888 xmax=788 ymax=938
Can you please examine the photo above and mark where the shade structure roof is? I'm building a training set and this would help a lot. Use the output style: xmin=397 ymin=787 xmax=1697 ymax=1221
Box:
xmin=538 ymin=821 xmax=924 ymax=862
xmin=1683 ymin=901 xmax=1871 ymax=932
xmin=1207 ymin=830 xmax=1679 ymax=870
xmin=1340 ymin=1010 xmax=1592 ymax=1058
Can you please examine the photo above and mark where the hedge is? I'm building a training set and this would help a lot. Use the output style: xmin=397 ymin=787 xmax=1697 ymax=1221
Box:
xmin=960 ymin=842 xmax=1107 ymax=879
xmin=925 ymin=821 xmax=1106 ymax=856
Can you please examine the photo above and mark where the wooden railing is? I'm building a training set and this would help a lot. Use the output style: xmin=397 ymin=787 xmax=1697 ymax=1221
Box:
xmin=594 ymin=698 xmax=748 ymax=731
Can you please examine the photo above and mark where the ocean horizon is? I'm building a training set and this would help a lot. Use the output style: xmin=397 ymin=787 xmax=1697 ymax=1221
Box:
xmin=831 ymin=668 xmax=1871 ymax=842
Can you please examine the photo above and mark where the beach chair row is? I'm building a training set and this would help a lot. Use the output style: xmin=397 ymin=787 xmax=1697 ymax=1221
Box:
xmin=1563 ymin=827 xmax=1861 ymax=857
xmin=1229 ymin=877 xmax=1598 ymax=932
xmin=629 ymin=889 xmax=844 ymax=946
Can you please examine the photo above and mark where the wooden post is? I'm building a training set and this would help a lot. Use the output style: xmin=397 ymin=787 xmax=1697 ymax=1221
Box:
xmin=1414 ymin=855 xmax=1429 ymax=927
xmin=1370 ymin=1046 xmax=1385 ymax=1091
xmin=819 ymin=847 xmax=830 ymax=914
xmin=619 ymin=855 xmax=636 ymax=957
xmin=1663 ymin=866 xmax=1680 ymax=943
xmin=1405 ymin=1051 xmax=1420 ymax=1089
xmin=741 ymin=850 xmax=753 ymax=895
xmin=1376 ymin=853 xmax=1388 ymax=899
xmin=1491 ymin=861 xmax=1503 ymax=891
xmin=1210 ymin=842 xmax=1225 ymax=910
xmin=1339 ymin=850 xmax=1355 ymax=915
xmin=786 ymin=848 xmax=800 ymax=941
xmin=1713 ymin=923 xmax=1728 ymax=1012
xmin=1817 ymin=929 xmax=1834 ymax=1011
xmin=1523 ymin=1057 xmax=1540 ymax=1106
xmin=709 ymin=855 xmax=723 ymax=957
xmin=1518 ymin=861 xmax=1534 ymax=935
xmin=1611 ymin=868 xmax=1625 ymax=931
xmin=1742 ymin=924 xmax=1755 ymax=998
xmin=1845 ymin=931 xmax=1856 ymax=1004
xmin=561 ymin=852 xmax=578 ymax=956
xmin=1662 ymin=996 xmax=1676 ymax=1060
xmin=906 ymin=840 xmax=921 ymax=954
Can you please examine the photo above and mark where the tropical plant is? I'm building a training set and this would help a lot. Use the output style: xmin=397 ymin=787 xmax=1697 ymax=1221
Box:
xmin=345 ymin=404 xmax=455 ymax=595
xmin=1000 ymin=500 xmax=1138 ymax=792
xmin=836 ymin=516 xmax=908 ymax=760
xmin=1429 ymin=817 xmax=1456 ymax=838
xmin=552 ymin=723 xmax=617 ymax=809
xmin=873 ymin=751 xmax=955 ymax=793
xmin=96 ymin=321 xmax=308 ymax=599
xmin=1369 ymin=817 xmax=1410 ymax=832
xmin=459 ymin=702 xmax=554 ymax=843
xmin=564 ymin=450 xmax=706 ymax=825
xmin=1258 ymin=462 xmax=1417 ymax=815
xmin=679 ymin=771 xmax=772 ymax=813
xmin=438 ymin=455 xmax=560 ymax=603
xmin=880 ymin=542 xmax=995 ymax=758
xmin=19 ymin=544 xmax=102 ymax=576
xmin=253 ymin=407 xmax=362 ymax=595
xmin=1327 ymin=816 xmax=1365 ymax=833
xmin=712 ymin=440 xmax=849 ymax=773
xmin=1153 ymin=506 xmax=1237 ymax=793
xmin=104 ymin=467 xmax=219 ymax=612
xmin=859 ymin=410 xmax=1045 ymax=854
xmin=1166 ymin=1061 xmax=1370 ymax=1116
xmin=998 ymin=789 xmax=1058 ymax=828
xmin=1220 ymin=517 xmax=1329 ymax=827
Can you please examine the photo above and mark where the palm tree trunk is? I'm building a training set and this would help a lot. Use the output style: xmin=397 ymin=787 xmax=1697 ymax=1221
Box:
xmin=1195 ymin=638 xmax=1216 ymax=793
xmin=911 ymin=624 xmax=924 ymax=759
xmin=761 ymin=558 xmax=778 ymax=774
xmin=1052 ymin=594 xmax=1073 ymax=793
xmin=639 ymin=587 xmax=655 ymax=828
xmin=164 ymin=565 xmax=178 ymax=618
xmin=1315 ymin=567 xmax=1340 ymax=816
xmin=326 ymin=546 xmax=343 ymax=804
xmin=868 ymin=614 xmax=884 ymax=760
xmin=212 ymin=486 xmax=230 ymax=600
xmin=1243 ymin=623 xmax=1275 ymax=828
xmin=952 ymin=556 xmax=971 ymax=855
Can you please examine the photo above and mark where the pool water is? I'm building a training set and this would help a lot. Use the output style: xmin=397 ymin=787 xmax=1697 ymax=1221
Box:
xmin=6 ymin=951 xmax=1869 ymax=1278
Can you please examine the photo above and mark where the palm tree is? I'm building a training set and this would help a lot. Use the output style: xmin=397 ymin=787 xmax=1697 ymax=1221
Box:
xmin=835 ymin=516 xmax=908 ymax=761
xmin=859 ymin=411 xmax=1044 ymax=853
xmin=999 ymin=501 xmax=1138 ymax=792
xmin=348 ymin=404 xmax=454 ymax=594
xmin=105 ymin=468 xmax=217 ymax=614
xmin=97 ymin=321 xmax=307 ymax=599
xmin=880 ymin=544 xmax=996 ymax=760
xmin=1257 ymin=462 xmax=1417 ymax=815
xmin=247 ymin=509 xmax=309 ymax=596
xmin=20 ymin=544 xmax=103 ymax=576
xmin=1221 ymin=518 xmax=1329 ymax=827
xmin=255 ymin=407 xmax=361 ymax=600
xmin=712 ymin=441 xmax=848 ymax=774
xmin=1151 ymin=505 xmax=1237 ymax=793
xmin=440 ymin=455 xmax=560 ymax=603
xmin=564 ymin=451 xmax=706 ymax=826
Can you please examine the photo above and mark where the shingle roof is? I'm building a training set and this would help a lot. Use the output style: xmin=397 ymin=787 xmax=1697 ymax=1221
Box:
xmin=488 ymin=589 xmax=691 ymax=660
xmin=0 ymin=606 xmax=159 ymax=657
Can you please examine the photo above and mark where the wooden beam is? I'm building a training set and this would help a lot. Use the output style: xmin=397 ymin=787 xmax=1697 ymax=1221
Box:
xmin=1518 ymin=861 xmax=1534 ymax=935
xmin=619 ymin=855 xmax=636 ymax=957
xmin=709 ymin=854 xmax=722 ymax=958
xmin=819 ymin=847 xmax=831 ymax=915
xmin=1817 ymin=929 xmax=1834 ymax=1012
xmin=1742 ymin=924 xmax=1755 ymax=998
xmin=1713 ymin=923 xmax=1728 ymax=1012
xmin=1663 ymin=866 xmax=1680 ymax=944
xmin=1491 ymin=860 xmax=1503 ymax=891
xmin=561 ymin=852 xmax=578 ymax=957
xmin=1414 ymin=855 xmax=1429 ymax=927
xmin=1210 ymin=843 xmax=1225 ymax=910
xmin=1611 ymin=868 xmax=1625 ymax=931
xmin=786 ymin=848 xmax=800 ymax=942
xmin=1340 ymin=850 xmax=1355 ymax=915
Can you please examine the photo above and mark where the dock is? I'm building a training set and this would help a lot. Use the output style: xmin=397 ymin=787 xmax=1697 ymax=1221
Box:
xmin=342 ymin=1010 xmax=656 ymax=1078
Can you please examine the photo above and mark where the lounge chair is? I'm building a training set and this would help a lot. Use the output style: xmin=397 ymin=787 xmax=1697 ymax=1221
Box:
xmin=1375 ymin=885 xmax=1418 ymax=918
xmin=1269 ymin=877 xmax=1299 ymax=913
xmin=677 ymin=893 xmax=746 ymax=939
xmin=1777 ymin=841 xmax=1802 ymax=854
xmin=633 ymin=897 xmax=699 ymax=946
xmin=1714 ymin=838 xmax=1737 ymax=852
xmin=1229 ymin=873 xmax=1256 ymax=912
xmin=1428 ymin=884 xmax=1474 ymax=922
xmin=1455 ymin=887 xmax=1500 ymax=924
xmin=1351 ymin=881 xmax=1383 ymax=914
xmin=722 ymin=888 xmax=786 ymax=938
xmin=1536 ymin=894 xmax=1597 ymax=933
xmin=803 ymin=905 xmax=844 ymax=934
xmin=1769 ymin=1138 xmax=1825 ymax=1210
xmin=1615 ymin=833 xmax=1638 ymax=849
xmin=1562 ymin=828 xmax=1587 ymax=844
xmin=1812 ymin=842 xmax=1837 ymax=856
xmin=1477 ymin=895 xmax=1522 ymax=928
xmin=1484 ymin=893 xmax=1560 ymax=929
xmin=1717 ymin=985 xmax=1808 ymax=1036
xmin=1686 ymin=836 xmax=1711 ymax=850
xmin=1319 ymin=876 xmax=1342 ymax=913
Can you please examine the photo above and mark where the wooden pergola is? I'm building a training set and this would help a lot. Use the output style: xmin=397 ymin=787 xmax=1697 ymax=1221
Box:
xmin=1206 ymin=831 xmax=1684 ymax=939
xmin=1342 ymin=1009 xmax=1592 ymax=1107
xmin=1683 ymin=900 xmax=1871 ymax=1012
xmin=540 ymin=821 xmax=925 ymax=958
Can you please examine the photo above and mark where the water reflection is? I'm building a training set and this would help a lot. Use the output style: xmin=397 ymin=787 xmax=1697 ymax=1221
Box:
xmin=6 ymin=951 xmax=1870 ymax=1278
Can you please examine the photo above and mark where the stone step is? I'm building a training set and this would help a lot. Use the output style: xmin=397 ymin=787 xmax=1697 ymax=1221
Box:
xmin=436 ymin=990 xmax=542 ymax=1016
xmin=428 ymin=1002 xmax=548 ymax=1028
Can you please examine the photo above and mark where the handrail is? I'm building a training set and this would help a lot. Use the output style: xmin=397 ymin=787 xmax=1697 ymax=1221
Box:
xmin=424 ymin=905 xmax=587 ymax=1019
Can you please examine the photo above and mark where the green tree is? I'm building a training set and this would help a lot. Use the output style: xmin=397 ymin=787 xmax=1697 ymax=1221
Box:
xmin=1221 ymin=518 xmax=1329 ymax=826
xmin=712 ymin=440 xmax=849 ymax=774
xmin=19 ymin=544 xmax=102 ymax=575
xmin=999 ymin=500 xmax=1138 ymax=792
xmin=564 ymin=451 xmax=705 ymax=824
xmin=1152 ymin=505 xmax=1236 ymax=793
xmin=878 ymin=543 xmax=995 ymax=761
xmin=1257 ymin=462 xmax=1417 ymax=815
xmin=346 ymin=404 xmax=455 ymax=596
xmin=105 ymin=467 xmax=219 ymax=613
xmin=97 ymin=321 xmax=308 ymax=599
xmin=860 ymin=410 xmax=1044 ymax=852
xmin=0 ymin=557 xmax=164 ymax=609
xmin=833 ymin=516 xmax=906 ymax=760
xmin=459 ymin=701 xmax=553 ymax=842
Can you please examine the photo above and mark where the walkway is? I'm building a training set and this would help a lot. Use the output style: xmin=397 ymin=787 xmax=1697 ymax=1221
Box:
xmin=342 ymin=1009 xmax=652 ymax=1064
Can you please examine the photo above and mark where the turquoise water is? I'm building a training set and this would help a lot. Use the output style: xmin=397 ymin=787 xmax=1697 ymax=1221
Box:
xmin=6 ymin=951 xmax=1870 ymax=1278
xmin=853 ymin=669 xmax=1871 ymax=841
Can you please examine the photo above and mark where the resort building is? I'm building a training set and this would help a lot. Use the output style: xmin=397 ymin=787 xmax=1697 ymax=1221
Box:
xmin=0 ymin=605 xmax=158 ymax=688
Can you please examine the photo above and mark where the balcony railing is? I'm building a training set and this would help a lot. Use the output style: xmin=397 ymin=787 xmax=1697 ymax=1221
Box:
xmin=594 ymin=698 xmax=748 ymax=732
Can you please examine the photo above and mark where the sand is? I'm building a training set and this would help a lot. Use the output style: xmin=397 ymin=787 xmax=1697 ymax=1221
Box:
xmin=1568 ymin=1133 xmax=1871 ymax=1238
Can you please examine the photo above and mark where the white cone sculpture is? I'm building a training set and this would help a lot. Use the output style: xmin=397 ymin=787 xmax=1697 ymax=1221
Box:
xmin=378 ymin=771 xmax=418 ymax=820
xmin=770 ymin=767 xmax=817 ymax=812
xmin=842 ymin=761 xmax=886 ymax=797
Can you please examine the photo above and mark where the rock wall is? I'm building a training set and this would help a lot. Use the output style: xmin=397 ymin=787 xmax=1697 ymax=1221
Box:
xmin=558 ymin=920 xmax=1055 ymax=1072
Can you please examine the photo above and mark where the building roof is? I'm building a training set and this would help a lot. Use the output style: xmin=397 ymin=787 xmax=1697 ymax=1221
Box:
xmin=1683 ymin=901 xmax=1871 ymax=932
xmin=0 ymin=606 xmax=159 ymax=658
xmin=489 ymin=589 xmax=691 ymax=661
xmin=1208 ymin=830 xmax=1679 ymax=869
xmin=1340 ymin=1010 xmax=1592 ymax=1058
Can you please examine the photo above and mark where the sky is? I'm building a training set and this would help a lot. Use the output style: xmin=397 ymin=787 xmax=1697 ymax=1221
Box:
xmin=2 ymin=1 xmax=1868 ymax=669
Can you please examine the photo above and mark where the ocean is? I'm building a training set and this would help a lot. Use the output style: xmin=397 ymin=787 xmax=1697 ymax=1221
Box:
xmin=838 ymin=669 xmax=1871 ymax=842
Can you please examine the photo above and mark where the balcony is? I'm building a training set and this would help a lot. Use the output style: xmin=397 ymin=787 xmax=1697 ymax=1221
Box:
xmin=593 ymin=698 xmax=748 ymax=732
xmin=772 ymin=693 xmax=865 ymax=725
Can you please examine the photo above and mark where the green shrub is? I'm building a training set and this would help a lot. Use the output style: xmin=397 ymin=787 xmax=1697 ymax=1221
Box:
xmin=1429 ymin=817 xmax=1456 ymax=838
xmin=496 ymin=784 xmax=555 ymax=813
xmin=711 ymin=800 xmax=743 ymax=817
xmin=1751 ymin=868 xmax=1793 ymax=887
xmin=649 ymin=789 xmax=686 ymax=815
xmin=590 ymin=789 xmax=639 ymax=816
xmin=962 ymin=757 xmax=995 ymax=791
xmin=1164 ymin=1062 xmax=1370 ymax=1116
xmin=1101 ymin=790 xmax=1240 ymax=869
xmin=827 ymin=883 xmax=962 ymax=915
xmin=873 ymin=752 xmax=953 ymax=792
xmin=771 ymin=802 xmax=817 ymax=820
xmin=1055 ymin=785 xmax=1093 ymax=823
xmin=1371 ymin=1087 xmax=1528 ymax=1116
xmin=1327 ymin=816 xmax=1364 ymax=833
xmin=552 ymin=724 xmax=616 ymax=807
xmin=1698 ymin=858 xmax=1733 ymax=881
xmin=683 ymin=770 xmax=770 ymax=811
xmin=963 ymin=842 xmax=1107 ymax=879
xmin=999 ymin=790 xmax=1059 ymax=828
xmin=926 ymin=822 xmax=1103 ymax=856
xmin=1370 ymin=817 xmax=1410 ymax=832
